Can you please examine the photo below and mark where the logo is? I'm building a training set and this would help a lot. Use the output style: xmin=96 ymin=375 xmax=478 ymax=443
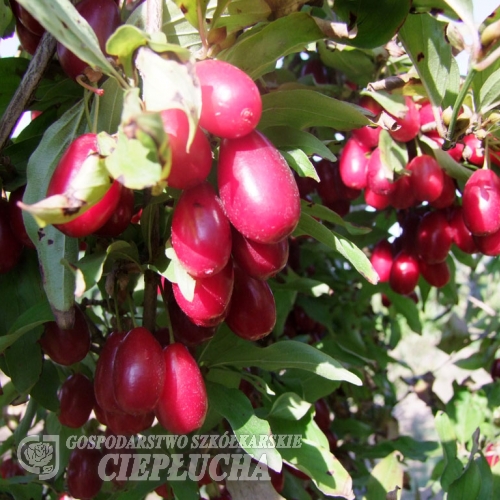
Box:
xmin=17 ymin=435 xmax=59 ymax=480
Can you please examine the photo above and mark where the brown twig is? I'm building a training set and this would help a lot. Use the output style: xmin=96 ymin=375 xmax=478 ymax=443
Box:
xmin=0 ymin=30 xmax=56 ymax=153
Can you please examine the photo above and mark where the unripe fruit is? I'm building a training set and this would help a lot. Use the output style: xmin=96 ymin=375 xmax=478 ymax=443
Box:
xmin=419 ymin=259 xmax=450 ymax=288
xmin=94 ymin=331 xmax=125 ymax=414
xmin=407 ymin=155 xmax=444 ymax=202
xmin=0 ymin=198 xmax=23 ymax=273
xmin=160 ymin=108 xmax=212 ymax=189
xmin=155 ymin=343 xmax=208 ymax=434
xmin=113 ymin=327 xmax=165 ymax=414
xmin=47 ymin=133 xmax=121 ymax=238
xmin=172 ymin=259 xmax=234 ymax=327
xmin=172 ymin=182 xmax=232 ymax=278
xmin=339 ymin=137 xmax=371 ymax=190
xmin=366 ymin=148 xmax=396 ymax=195
xmin=196 ymin=59 xmax=262 ymax=139
xmin=388 ymin=96 xmax=420 ymax=143
xmin=370 ymin=239 xmax=393 ymax=283
xmin=40 ymin=307 xmax=91 ymax=366
xmin=67 ymin=448 xmax=103 ymax=499
xmin=389 ymin=250 xmax=420 ymax=295
xmin=231 ymin=227 xmax=289 ymax=280
xmin=416 ymin=211 xmax=453 ymax=264
xmin=58 ymin=373 xmax=96 ymax=428
xmin=57 ymin=0 xmax=121 ymax=81
xmin=462 ymin=169 xmax=500 ymax=236
xmin=225 ymin=267 xmax=276 ymax=341
xmin=8 ymin=186 xmax=35 ymax=248
xmin=218 ymin=130 xmax=301 ymax=244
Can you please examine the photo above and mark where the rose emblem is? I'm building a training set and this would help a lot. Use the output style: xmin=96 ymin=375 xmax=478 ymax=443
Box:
xmin=24 ymin=443 xmax=53 ymax=467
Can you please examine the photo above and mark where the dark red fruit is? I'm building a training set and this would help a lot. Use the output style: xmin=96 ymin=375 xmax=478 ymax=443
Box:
xmin=389 ymin=174 xmax=416 ymax=210
xmin=448 ymin=206 xmax=478 ymax=254
xmin=491 ymin=359 xmax=500 ymax=380
xmin=155 ymin=343 xmax=208 ymax=434
xmin=67 ymin=448 xmax=103 ymax=499
xmin=58 ymin=373 xmax=96 ymax=428
xmin=57 ymin=0 xmax=121 ymax=81
xmin=416 ymin=211 xmax=453 ymax=264
xmin=172 ymin=259 xmax=234 ymax=327
xmin=94 ymin=187 xmax=135 ymax=237
xmin=474 ymin=228 xmax=500 ymax=256
xmin=0 ymin=458 xmax=25 ymax=479
xmin=316 ymin=159 xmax=361 ymax=203
xmin=485 ymin=443 xmax=500 ymax=468
xmin=462 ymin=134 xmax=484 ymax=166
xmin=94 ymin=331 xmax=125 ymax=414
xmin=113 ymin=327 xmax=165 ymax=414
xmin=155 ymin=483 xmax=174 ymax=499
xmin=389 ymin=250 xmax=420 ymax=295
xmin=15 ymin=19 xmax=42 ymax=55
xmin=170 ymin=301 xmax=216 ymax=346
xmin=313 ymin=399 xmax=331 ymax=432
xmin=419 ymin=259 xmax=450 ymax=288
xmin=10 ymin=0 xmax=45 ymax=36
xmin=172 ymin=182 xmax=232 ymax=278
xmin=352 ymin=97 xmax=382 ymax=149
xmin=8 ymin=186 xmax=35 ymax=248
xmin=160 ymin=108 xmax=212 ymax=189
xmin=370 ymin=239 xmax=393 ymax=283
xmin=270 ymin=468 xmax=285 ymax=493
xmin=407 ymin=155 xmax=444 ymax=202
xmin=0 ymin=198 xmax=23 ymax=273
xmin=430 ymin=172 xmax=456 ymax=209
xmin=300 ymin=58 xmax=329 ymax=84
xmin=339 ymin=137 xmax=371 ymax=190
xmin=225 ymin=267 xmax=276 ymax=341
xmin=39 ymin=307 xmax=91 ymax=366
xmin=196 ymin=59 xmax=262 ymax=139
xmin=47 ymin=133 xmax=121 ymax=238
xmin=388 ymin=96 xmax=420 ymax=143
xmin=231 ymin=227 xmax=288 ymax=280
xmin=218 ymin=130 xmax=301 ymax=244
xmin=364 ymin=187 xmax=390 ymax=210
xmin=104 ymin=410 xmax=155 ymax=436
xmin=366 ymin=148 xmax=396 ymax=195
xmin=462 ymin=169 xmax=500 ymax=236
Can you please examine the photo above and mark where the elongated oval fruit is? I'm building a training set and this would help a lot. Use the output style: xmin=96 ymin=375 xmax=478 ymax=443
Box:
xmin=419 ymin=259 xmax=450 ymax=288
xmin=8 ymin=186 xmax=35 ymax=249
xmin=407 ymin=154 xmax=444 ymax=202
xmin=104 ymin=410 xmax=155 ymax=436
xmin=416 ymin=210 xmax=452 ymax=264
xmin=67 ymin=448 xmax=103 ymax=499
xmin=172 ymin=182 xmax=232 ymax=277
xmin=218 ymin=130 xmax=301 ymax=244
xmin=113 ymin=327 xmax=165 ymax=414
xmin=339 ymin=137 xmax=370 ymax=190
xmin=462 ymin=169 xmax=500 ymax=236
xmin=160 ymin=108 xmax=212 ymax=190
xmin=231 ymin=227 xmax=288 ymax=280
xmin=225 ymin=267 xmax=276 ymax=341
xmin=57 ymin=0 xmax=121 ymax=81
xmin=448 ymin=206 xmax=478 ymax=254
xmin=47 ymin=133 xmax=121 ymax=238
xmin=94 ymin=331 xmax=125 ymax=414
xmin=58 ymin=373 xmax=96 ymax=428
xmin=172 ymin=259 xmax=234 ymax=327
xmin=366 ymin=148 xmax=396 ymax=196
xmin=389 ymin=250 xmax=420 ymax=296
xmin=196 ymin=59 xmax=262 ymax=139
xmin=0 ymin=198 xmax=23 ymax=273
xmin=370 ymin=239 xmax=393 ymax=283
xmin=388 ymin=96 xmax=420 ymax=143
xmin=94 ymin=187 xmax=135 ymax=238
xmin=155 ymin=343 xmax=208 ymax=435
xmin=39 ymin=307 xmax=91 ymax=366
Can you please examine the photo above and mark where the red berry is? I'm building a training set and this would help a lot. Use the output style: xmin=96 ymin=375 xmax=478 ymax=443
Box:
xmin=8 ymin=186 xmax=35 ymax=248
xmin=430 ymin=173 xmax=456 ymax=209
xmin=10 ymin=0 xmax=45 ymax=36
xmin=364 ymin=187 xmax=390 ymax=210
xmin=339 ymin=137 xmax=371 ymax=190
xmin=366 ymin=148 xmax=396 ymax=196
xmin=389 ymin=250 xmax=420 ymax=295
xmin=473 ymin=227 xmax=500 ymax=256
xmin=419 ymin=259 xmax=450 ymax=288
xmin=39 ymin=307 xmax=91 ymax=366
xmin=58 ymin=373 xmax=96 ymax=428
xmin=316 ymin=159 xmax=361 ymax=203
xmin=462 ymin=169 xmax=500 ymax=236
xmin=113 ymin=327 xmax=165 ymax=414
xmin=172 ymin=182 xmax=232 ymax=278
xmin=0 ymin=198 xmax=23 ymax=273
xmin=196 ymin=59 xmax=262 ymax=139
xmin=416 ymin=211 xmax=453 ymax=264
xmin=408 ymin=155 xmax=444 ymax=202
xmin=94 ymin=187 xmax=135 ymax=238
xmin=300 ymin=59 xmax=329 ymax=84
xmin=389 ymin=174 xmax=416 ymax=210
xmin=15 ymin=19 xmax=42 ymax=55
xmin=313 ymin=398 xmax=331 ymax=432
xmin=448 ymin=206 xmax=478 ymax=254
xmin=462 ymin=134 xmax=484 ymax=166
xmin=104 ymin=410 xmax=155 ymax=436
xmin=0 ymin=458 xmax=25 ymax=479
xmin=388 ymin=96 xmax=420 ymax=143
xmin=67 ymin=448 xmax=103 ymax=499
xmin=491 ymin=359 xmax=500 ymax=380
xmin=370 ymin=239 xmax=393 ymax=283
xmin=160 ymin=108 xmax=212 ymax=189
xmin=155 ymin=343 xmax=208 ymax=434
xmin=218 ymin=130 xmax=301 ymax=244
xmin=47 ymin=134 xmax=121 ymax=238
xmin=225 ymin=267 xmax=276 ymax=341
xmin=172 ymin=259 xmax=234 ymax=327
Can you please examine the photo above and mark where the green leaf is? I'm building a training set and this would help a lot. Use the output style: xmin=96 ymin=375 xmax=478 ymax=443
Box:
xmin=295 ymin=212 xmax=379 ymax=284
xmin=0 ymin=0 xmax=13 ymax=37
xmin=365 ymin=451 xmax=404 ymax=500
xmin=0 ymin=57 xmax=29 ymax=119
xmin=281 ymin=150 xmax=317 ymax=182
xmin=200 ymin=325 xmax=362 ymax=386
xmin=213 ymin=0 xmax=271 ymax=34
xmin=16 ymin=0 xmax=117 ymax=79
xmin=218 ymin=12 xmax=324 ymax=79
xmin=475 ymin=455 xmax=494 ymax=500
xmin=383 ymin=287 xmax=422 ymax=334
xmin=410 ymin=0 xmax=461 ymax=18
xmin=448 ymin=457 xmax=481 ymax=500
xmin=0 ymin=301 xmax=54 ymax=354
xmin=173 ymin=0 xmax=209 ymax=29
xmin=379 ymin=129 xmax=408 ymax=176
xmin=435 ymin=411 xmax=464 ymax=491
xmin=361 ymin=91 xmax=407 ymax=117
xmin=479 ymin=68 xmax=500 ymax=112
xmin=259 ymin=89 xmax=371 ymax=131
xmin=331 ymin=0 xmax=411 ymax=49
xmin=71 ymin=250 xmax=107 ymax=297
xmin=267 ymin=392 xmax=312 ymax=421
xmin=263 ymin=126 xmax=336 ymax=163
xmin=207 ymin=381 xmax=282 ymax=470
xmin=23 ymin=102 xmax=87 ymax=320
xmin=91 ymin=77 xmax=125 ymax=135
xmin=31 ymin=361 xmax=61 ymax=412
xmin=399 ymin=13 xmax=453 ymax=106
